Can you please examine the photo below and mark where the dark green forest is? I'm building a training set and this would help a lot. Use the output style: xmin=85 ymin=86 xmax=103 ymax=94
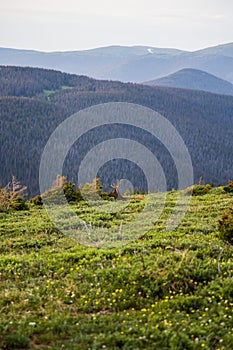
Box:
xmin=0 ymin=66 xmax=232 ymax=197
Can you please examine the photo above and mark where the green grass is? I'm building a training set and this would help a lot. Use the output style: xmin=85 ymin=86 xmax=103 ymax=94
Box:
xmin=0 ymin=188 xmax=233 ymax=349
xmin=61 ymin=85 xmax=73 ymax=90
xmin=43 ymin=86 xmax=72 ymax=101
xmin=43 ymin=90 xmax=56 ymax=102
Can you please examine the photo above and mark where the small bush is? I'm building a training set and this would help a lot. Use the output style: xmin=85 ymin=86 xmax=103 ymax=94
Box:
xmin=218 ymin=208 xmax=233 ymax=244
xmin=9 ymin=197 xmax=29 ymax=211
xmin=185 ymin=184 xmax=213 ymax=196
xmin=30 ymin=195 xmax=43 ymax=206
xmin=62 ymin=181 xmax=77 ymax=202
xmin=100 ymin=192 xmax=113 ymax=201
xmin=5 ymin=333 xmax=30 ymax=349
xmin=223 ymin=180 xmax=233 ymax=193
xmin=76 ymin=187 xmax=83 ymax=202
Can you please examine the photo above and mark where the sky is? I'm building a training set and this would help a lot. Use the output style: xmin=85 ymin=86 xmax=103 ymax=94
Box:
xmin=0 ymin=0 xmax=232 ymax=52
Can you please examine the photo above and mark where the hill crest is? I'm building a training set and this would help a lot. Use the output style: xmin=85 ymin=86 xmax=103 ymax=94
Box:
xmin=144 ymin=68 xmax=233 ymax=95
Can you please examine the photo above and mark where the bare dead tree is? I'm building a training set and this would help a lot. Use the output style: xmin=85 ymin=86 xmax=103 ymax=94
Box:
xmin=0 ymin=176 xmax=27 ymax=211
xmin=6 ymin=175 xmax=27 ymax=202
xmin=52 ymin=174 xmax=67 ymax=189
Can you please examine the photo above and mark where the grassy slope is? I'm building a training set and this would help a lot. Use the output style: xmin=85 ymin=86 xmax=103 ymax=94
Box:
xmin=0 ymin=188 xmax=233 ymax=349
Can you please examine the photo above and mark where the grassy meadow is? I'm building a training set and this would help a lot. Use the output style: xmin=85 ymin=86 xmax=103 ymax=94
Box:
xmin=0 ymin=187 xmax=233 ymax=349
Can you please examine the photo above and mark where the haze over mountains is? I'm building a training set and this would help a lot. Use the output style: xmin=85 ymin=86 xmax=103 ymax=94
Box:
xmin=0 ymin=66 xmax=232 ymax=197
xmin=0 ymin=42 xmax=233 ymax=84
xmin=144 ymin=68 xmax=233 ymax=96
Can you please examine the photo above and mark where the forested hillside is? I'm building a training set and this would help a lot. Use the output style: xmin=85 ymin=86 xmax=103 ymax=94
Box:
xmin=0 ymin=66 xmax=233 ymax=197
xmin=144 ymin=68 xmax=233 ymax=96
xmin=0 ymin=66 xmax=100 ymax=97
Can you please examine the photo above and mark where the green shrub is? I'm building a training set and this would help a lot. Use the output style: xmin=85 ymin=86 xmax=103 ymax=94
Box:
xmin=5 ymin=333 xmax=30 ymax=349
xmin=62 ymin=181 xmax=77 ymax=202
xmin=9 ymin=197 xmax=29 ymax=211
xmin=218 ymin=208 xmax=233 ymax=244
xmin=185 ymin=184 xmax=213 ymax=196
xmin=100 ymin=192 xmax=113 ymax=201
xmin=30 ymin=194 xmax=43 ymax=205
xmin=75 ymin=186 xmax=83 ymax=202
xmin=223 ymin=180 xmax=233 ymax=193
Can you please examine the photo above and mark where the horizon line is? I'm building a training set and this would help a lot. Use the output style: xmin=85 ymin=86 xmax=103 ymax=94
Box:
xmin=0 ymin=41 xmax=232 ymax=54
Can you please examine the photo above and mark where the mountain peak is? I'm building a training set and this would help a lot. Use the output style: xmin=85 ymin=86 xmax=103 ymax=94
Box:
xmin=0 ymin=43 xmax=232 ymax=83
xmin=144 ymin=68 xmax=233 ymax=95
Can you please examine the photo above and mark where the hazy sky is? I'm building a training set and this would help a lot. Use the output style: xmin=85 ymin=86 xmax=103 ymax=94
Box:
xmin=0 ymin=0 xmax=232 ymax=51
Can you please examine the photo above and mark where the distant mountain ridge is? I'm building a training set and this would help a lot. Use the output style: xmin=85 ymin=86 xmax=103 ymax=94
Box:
xmin=0 ymin=42 xmax=233 ymax=83
xmin=144 ymin=68 xmax=233 ymax=95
